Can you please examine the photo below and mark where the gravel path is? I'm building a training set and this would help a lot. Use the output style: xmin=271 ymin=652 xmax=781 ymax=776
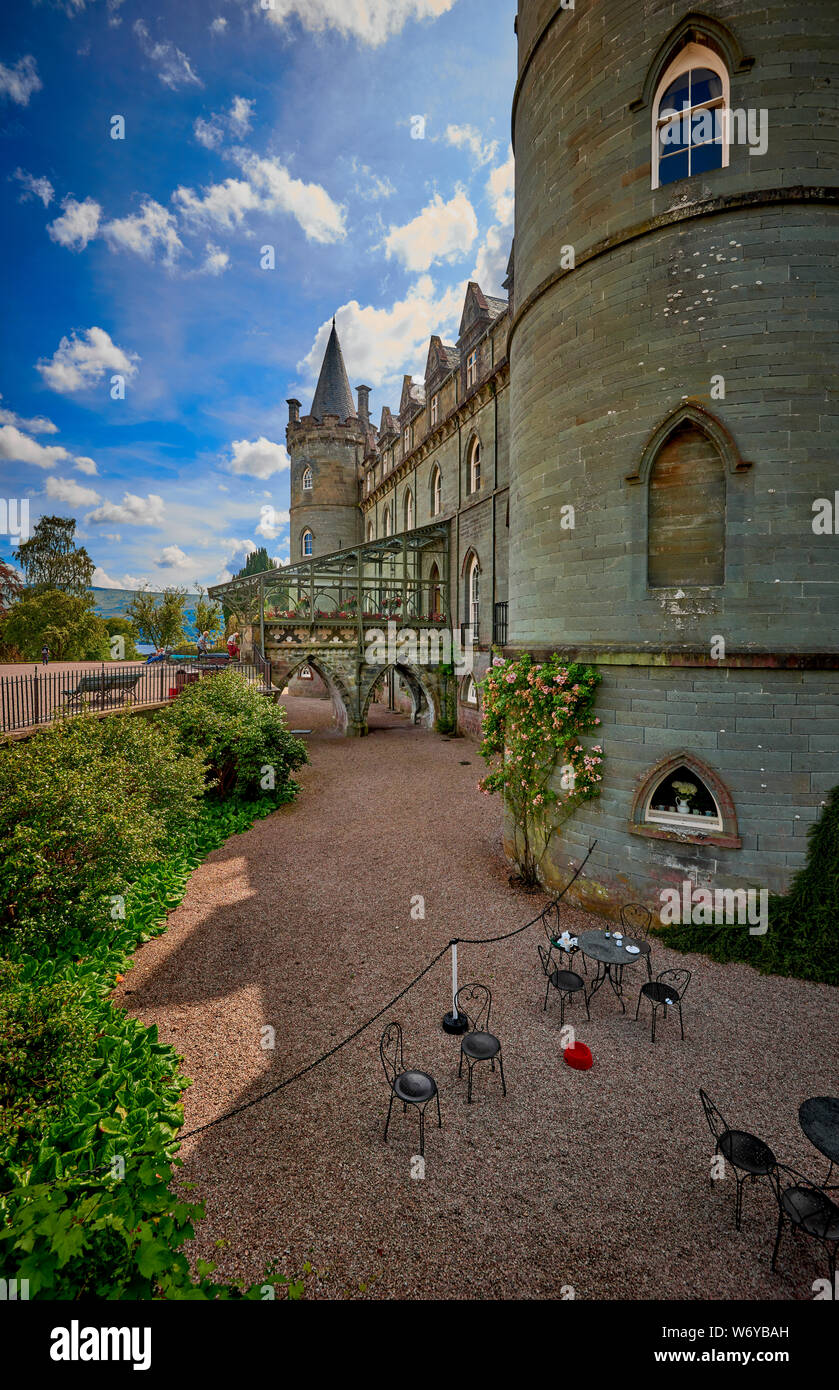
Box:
xmin=114 ymin=696 xmax=839 ymax=1301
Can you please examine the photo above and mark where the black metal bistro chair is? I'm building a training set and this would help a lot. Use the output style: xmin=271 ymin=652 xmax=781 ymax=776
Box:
xmin=699 ymin=1089 xmax=776 ymax=1231
xmin=619 ymin=902 xmax=653 ymax=980
xmin=538 ymin=943 xmax=590 ymax=1027
xmin=769 ymin=1163 xmax=839 ymax=1298
xmin=454 ymin=983 xmax=506 ymax=1104
xmin=540 ymin=901 xmax=586 ymax=975
xmin=635 ymin=968 xmax=690 ymax=1043
xmin=379 ymin=1021 xmax=441 ymax=1156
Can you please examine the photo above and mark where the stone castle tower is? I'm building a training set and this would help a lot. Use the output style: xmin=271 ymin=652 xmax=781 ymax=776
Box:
xmin=287 ymin=319 xmax=371 ymax=559
xmin=508 ymin=0 xmax=839 ymax=910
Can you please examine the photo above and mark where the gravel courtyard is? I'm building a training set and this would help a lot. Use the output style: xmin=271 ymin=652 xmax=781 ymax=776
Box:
xmin=114 ymin=694 xmax=838 ymax=1301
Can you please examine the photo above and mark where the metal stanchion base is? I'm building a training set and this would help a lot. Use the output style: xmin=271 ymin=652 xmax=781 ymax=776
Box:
xmin=442 ymin=1011 xmax=470 ymax=1035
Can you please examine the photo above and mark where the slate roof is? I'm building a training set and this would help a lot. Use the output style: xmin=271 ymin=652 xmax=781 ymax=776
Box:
xmin=309 ymin=318 xmax=357 ymax=422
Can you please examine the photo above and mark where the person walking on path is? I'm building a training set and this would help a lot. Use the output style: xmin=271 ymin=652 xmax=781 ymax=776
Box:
xmin=41 ymin=644 xmax=50 ymax=666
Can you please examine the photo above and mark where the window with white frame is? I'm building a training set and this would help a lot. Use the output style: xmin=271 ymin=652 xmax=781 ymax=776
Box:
xmin=404 ymin=424 xmax=413 ymax=455
xmin=466 ymin=349 xmax=478 ymax=389
xmin=469 ymin=437 xmax=481 ymax=492
xmin=645 ymin=763 xmax=723 ymax=831
xmin=431 ymin=465 xmax=442 ymax=517
xmin=463 ymin=674 xmax=478 ymax=707
xmin=299 ymin=665 xmax=313 ymax=681
xmin=468 ymin=554 xmax=480 ymax=635
xmin=430 ymin=392 xmax=439 ymax=428
xmin=302 ymin=529 xmax=313 ymax=557
xmin=652 ymin=43 xmax=729 ymax=189
xmin=404 ymin=490 xmax=414 ymax=531
xmin=302 ymin=466 xmax=313 ymax=490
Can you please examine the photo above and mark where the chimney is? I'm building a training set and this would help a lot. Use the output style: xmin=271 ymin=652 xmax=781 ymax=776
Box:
xmin=356 ymin=385 xmax=371 ymax=429
xmin=287 ymin=398 xmax=301 ymax=424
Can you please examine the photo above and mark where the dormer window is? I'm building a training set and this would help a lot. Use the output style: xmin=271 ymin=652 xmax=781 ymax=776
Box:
xmin=466 ymin=349 xmax=478 ymax=390
xmin=652 ymin=43 xmax=729 ymax=189
xmin=302 ymin=467 xmax=313 ymax=491
xmin=430 ymin=392 xmax=439 ymax=428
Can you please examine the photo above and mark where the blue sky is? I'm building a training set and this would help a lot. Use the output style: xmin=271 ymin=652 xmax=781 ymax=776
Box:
xmin=0 ymin=0 xmax=517 ymax=588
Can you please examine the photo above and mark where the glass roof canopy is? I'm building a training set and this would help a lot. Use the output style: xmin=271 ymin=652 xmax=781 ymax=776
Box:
xmin=208 ymin=521 xmax=451 ymax=642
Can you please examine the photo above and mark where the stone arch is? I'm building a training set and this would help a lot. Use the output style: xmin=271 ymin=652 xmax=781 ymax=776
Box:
xmin=629 ymin=749 xmax=741 ymax=848
xmin=626 ymin=402 xmax=752 ymax=485
xmin=361 ymin=662 xmax=438 ymax=729
xmin=629 ymin=11 xmax=754 ymax=113
xmin=279 ymin=654 xmax=354 ymax=734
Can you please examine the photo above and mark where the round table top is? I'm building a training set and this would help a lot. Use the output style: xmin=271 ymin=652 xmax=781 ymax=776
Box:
xmin=578 ymin=929 xmax=648 ymax=966
xmin=799 ymin=1096 xmax=839 ymax=1165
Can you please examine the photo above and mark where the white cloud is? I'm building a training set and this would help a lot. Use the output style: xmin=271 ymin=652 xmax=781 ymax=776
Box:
xmin=37 ymin=327 xmax=140 ymax=394
xmin=73 ymin=456 xmax=98 ymax=475
xmin=176 ymin=152 xmax=346 ymax=245
xmin=383 ymin=188 xmax=477 ymax=272
xmin=350 ymin=157 xmax=395 ymax=201
xmin=487 ymin=147 xmax=514 ymax=224
xmin=91 ymin=567 xmax=124 ymax=588
xmin=262 ymin=0 xmax=458 ymax=47
xmin=103 ymin=198 xmax=183 ymax=265
xmin=194 ymin=116 xmax=224 ymax=150
xmin=45 ymin=475 xmax=101 ymax=507
xmin=471 ymin=223 xmax=511 ymax=297
xmin=47 ymin=196 xmax=102 ymax=251
xmin=229 ymin=96 xmax=254 ymax=135
xmin=445 ymin=124 xmax=498 ymax=167
xmin=0 ymin=55 xmax=42 ymax=106
xmin=210 ymin=17 xmax=228 ymax=34
xmin=0 ymin=397 xmax=58 ymax=434
xmin=225 ymin=437 xmax=290 ymax=480
xmin=87 ymin=492 xmax=165 ymax=526
xmin=12 ymin=168 xmax=54 ymax=206
xmin=256 ymin=507 xmax=290 ymax=540
xmin=232 ymin=150 xmax=346 ymax=243
xmin=297 ymin=275 xmax=464 ymax=396
xmin=0 ymin=424 xmax=69 ymax=469
xmin=156 ymin=544 xmax=191 ymax=568
xmin=133 ymin=19 xmax=201 ymax=89
xmin=198 ymin=242 xmax=230 ymax=276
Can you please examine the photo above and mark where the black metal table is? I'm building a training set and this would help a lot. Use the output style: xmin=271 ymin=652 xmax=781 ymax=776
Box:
xmin=579 ymin=930 xmax=649 ymax=1013
xmin=799 ymin=1096 xmax=839 ymax=1186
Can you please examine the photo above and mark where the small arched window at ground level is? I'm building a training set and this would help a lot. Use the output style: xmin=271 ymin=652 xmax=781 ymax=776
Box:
xmin=299 ymin=665 xmax=313 ymax=680
xmin=302 ymin=529 xmax=313 ymax=556
xmin=652 ymin=43 xmax=729 ymax=189
xmin=302 ymin=467 xmax=313 ymax=490
xmin=645 ymin=763 xmax=723 ymax=831
xmin=462 ymin=674 xmax=478 ymax=706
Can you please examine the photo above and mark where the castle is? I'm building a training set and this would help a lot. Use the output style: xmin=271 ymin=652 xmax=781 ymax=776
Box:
xmin=219 ymin=0 xmax=839 ymax=919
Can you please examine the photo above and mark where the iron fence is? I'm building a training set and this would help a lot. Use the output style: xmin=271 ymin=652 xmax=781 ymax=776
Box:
xmin=0 ymin=657 xmax=265 ymax=736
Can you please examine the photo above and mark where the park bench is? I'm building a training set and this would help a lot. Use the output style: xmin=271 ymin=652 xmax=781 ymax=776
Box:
xmin=62 ymin=671 xmax=143 ymax=711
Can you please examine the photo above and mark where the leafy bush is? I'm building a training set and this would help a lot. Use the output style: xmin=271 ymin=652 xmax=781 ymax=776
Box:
xmin=164 ymin=670 xmax=307 ymax=796
xmin=0 ymin=712 xmax=206 ymax=958
xmin=1 ymin=589 xmax=109 ymax=660
xmin=660 ymin=785 xmax=839 ymax=985
xmin=0 ymin=796 xmax=305 ymax=1298
xmin=104 ymin=616 xmax=139 ymax=661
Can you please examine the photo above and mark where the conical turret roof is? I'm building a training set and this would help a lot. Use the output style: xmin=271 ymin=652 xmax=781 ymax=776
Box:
xmin=309 ymin=318 xmax=356 ymax=422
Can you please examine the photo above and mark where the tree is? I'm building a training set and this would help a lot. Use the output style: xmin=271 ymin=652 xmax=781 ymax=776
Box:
xmin=0 ymin=590 xmax=110 ymax=661
xmin=104 ymin=616 xmax=138 ymax=661
xmin=17 ymin=516 xmax=95 ymax=596
xmin=192 ymin=585 xmax=223 ymax=643
xmin=235 ymin=547 xmax=274 ymax=579
xmin=126 ymin=587 xmax=187 ymax=650
xmin=0 ymin=559 xmax=23 ymax=617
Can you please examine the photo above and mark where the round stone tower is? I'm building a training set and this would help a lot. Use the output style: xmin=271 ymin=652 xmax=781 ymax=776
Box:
xmin=508 ymin=1 xmax=839 ymax=911
xmin=287 ymin=319 xmax=367 ymax=559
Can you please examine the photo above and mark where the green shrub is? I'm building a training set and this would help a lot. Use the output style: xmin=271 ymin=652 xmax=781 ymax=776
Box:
xmin=0 ymin=712 xmax=206 ymax=958
xmin=164 ymin=670 xmax=307 ymax=796
xmin=104 ymin=617 xmax=139 ymax=661
xmin=0 ymin=796 xmax=304 ymax=1298
xmin=659 ymin=785 xmax=839 ymax=985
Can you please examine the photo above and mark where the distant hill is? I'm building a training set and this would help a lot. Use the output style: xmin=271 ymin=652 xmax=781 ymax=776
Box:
xmin=89 ymin=587 xmax=201 ymax=638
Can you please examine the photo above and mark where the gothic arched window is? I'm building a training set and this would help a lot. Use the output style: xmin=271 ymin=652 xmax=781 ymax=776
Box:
xmin=652 ymin=42 xmax=729 ymax=189
xmin=404 ymin=489 xmax=414 ymax=531
xmin=431 ymin=464 xmax=442 ymax=517
xmin=302 ymin=466 xmax=313 ymax=491
xmin=468 ymin=436 xmax=481 ymax=493
xmin=367 ymin=520 xmax=375 ymax=542
xmin=302 ymin=529 xmax=313 ymax=557
xmin=383 ymin=505 xmax=392 ymax=537
xmin=647 ymin=421 xmax=725 ymax=587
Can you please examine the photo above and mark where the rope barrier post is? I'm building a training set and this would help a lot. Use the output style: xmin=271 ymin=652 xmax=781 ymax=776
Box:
xmin=442 ymin=939 xmax=468 ymax=1034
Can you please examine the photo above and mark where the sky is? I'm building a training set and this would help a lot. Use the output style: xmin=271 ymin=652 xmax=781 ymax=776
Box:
xmin=0 ymin=0 xmax=517 ymax=589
